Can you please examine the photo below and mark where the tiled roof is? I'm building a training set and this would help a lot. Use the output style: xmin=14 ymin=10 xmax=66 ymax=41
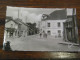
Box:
xmin=42 ymin=9 xmax=67 ymax=20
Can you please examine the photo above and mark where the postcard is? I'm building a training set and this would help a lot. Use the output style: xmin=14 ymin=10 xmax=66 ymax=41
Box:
xmin=3 ymin=6 xmax=80 ymax=51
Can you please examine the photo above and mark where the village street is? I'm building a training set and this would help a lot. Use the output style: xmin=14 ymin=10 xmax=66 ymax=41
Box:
xmin=6 ymin=34 xmax=80 ymax=51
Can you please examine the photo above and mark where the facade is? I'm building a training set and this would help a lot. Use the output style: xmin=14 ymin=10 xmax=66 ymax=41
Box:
xmin=39 ymin=9 xmax=67 ymax=38
xmin=40 ymin=20 xmax=66 ymax=37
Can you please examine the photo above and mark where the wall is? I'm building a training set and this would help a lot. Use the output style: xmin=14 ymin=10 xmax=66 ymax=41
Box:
xmin=40 ymin=19 xmax=66 ymax=37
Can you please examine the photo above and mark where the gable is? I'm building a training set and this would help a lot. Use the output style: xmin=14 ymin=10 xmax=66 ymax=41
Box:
xmin=5 ymin=20 xmax=19 ymax=28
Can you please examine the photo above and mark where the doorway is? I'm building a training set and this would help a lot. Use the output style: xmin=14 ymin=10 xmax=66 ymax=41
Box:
xmin=47 ymin=30 xmax=51 ymax=35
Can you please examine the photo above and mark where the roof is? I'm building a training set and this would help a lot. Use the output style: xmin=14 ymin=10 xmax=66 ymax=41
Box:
xmin=65 ymin=15 xmax=76 ymax=22
xmin=6 ymin=16 xmax=13 ymax=20
xmin=6 ymin=17 xmax=27 ymax=26
xmin=15 ymin=18 xmax=27 ymax=26
xmin=6 ymin=17 xmax=20 ymax=25
xmin=42 ymin=9 xmax=67 ymax=20
xmin=67 ymin=15 xmax=76 ymax=18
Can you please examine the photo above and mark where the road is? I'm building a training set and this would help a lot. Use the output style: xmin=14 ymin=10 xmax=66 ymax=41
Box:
xmin=5 ymin=34 xmax=80 ymax=51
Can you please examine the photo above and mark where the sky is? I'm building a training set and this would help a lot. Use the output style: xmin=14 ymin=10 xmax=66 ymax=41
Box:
xmin=6 ymin=6 xmax=75 ymax=23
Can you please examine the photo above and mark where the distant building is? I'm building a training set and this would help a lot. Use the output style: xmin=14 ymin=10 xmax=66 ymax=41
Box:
xmin=39 ymin=9 xmax=67 ymax=38
xmin=14 ymin=18 xmax=28 ymax=37
xmin=5 ymin=16 xmax=28 ymax=38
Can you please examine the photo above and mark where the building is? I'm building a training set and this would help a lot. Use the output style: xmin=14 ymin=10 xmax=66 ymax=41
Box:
xmin=39 ymin=9 xmax=67 ymax=38
xmin=14 ymin=18 xmax=28 ymax=37
xmin=63 ymin=9 xmax=79 ymax=43
xmin=4 ymin=16 xmax=28 ymax=38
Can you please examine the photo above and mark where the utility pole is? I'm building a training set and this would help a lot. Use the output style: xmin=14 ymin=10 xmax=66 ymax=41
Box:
xmin=72 ymin=8 xmax=75 ymax=43
xmin=73 ymin=8 xmax=79 ymax=43
xmin=17 ymin=8 xmax=20 ymax=37
xmin=72 ymin=8 xmax=77 ymax=43
xmin=18 ymin=8 xmax=20 ymax=19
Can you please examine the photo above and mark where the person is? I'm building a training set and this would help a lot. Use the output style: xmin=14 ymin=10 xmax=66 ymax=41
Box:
xmin=10 ymin=31 xmax=13 ymax=37
xmin=4 ymin=41 xmax=12 ymax=51
xmin=43 ymin=31 xmax=47 ymax=38
xmin=40 ymin=33 xmax=42 ymax=38
xmin=43 ymin=31 xmax=45 ymax=38
xmin=45 ymin=33 xmax=47 ymax=38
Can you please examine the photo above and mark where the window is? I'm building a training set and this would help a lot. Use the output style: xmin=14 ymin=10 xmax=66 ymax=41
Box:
xmin=47 ymin=23 xmax=50 ymax=27
xmin=58 ymin=22 xmax=60 ymax=27
xmin=11 ymin=24 xmax=13 ymax=28
xmin=58 ymin=30 xmax=61 ymax=33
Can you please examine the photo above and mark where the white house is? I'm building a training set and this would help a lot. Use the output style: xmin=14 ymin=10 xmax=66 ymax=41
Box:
xmin=39 ymin=9 xmax=67 ymax=38
xmin=5 ymin=17 xmax=19 ymax=37
xmin=4 ymin=17 xmax=28 ymax=38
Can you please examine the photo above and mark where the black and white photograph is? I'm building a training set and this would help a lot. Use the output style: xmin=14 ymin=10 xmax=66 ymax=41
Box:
xmin=3 ymin=6 xmax=80 ymax=51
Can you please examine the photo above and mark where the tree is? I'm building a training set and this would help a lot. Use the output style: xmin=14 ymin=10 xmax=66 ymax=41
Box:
xmin=26 ymin=23 xmax=39 ymax=35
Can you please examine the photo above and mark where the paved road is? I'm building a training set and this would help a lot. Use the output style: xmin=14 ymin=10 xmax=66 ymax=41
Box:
xmin=5 ymin=34 xmax=80 ymax=51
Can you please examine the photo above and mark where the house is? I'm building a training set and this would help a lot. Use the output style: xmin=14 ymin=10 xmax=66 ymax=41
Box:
xmin=5 ymin=17 xmax=28 ymax=38
xmin=5 ymin=17 xmax=19 ymax=37
xmin=39 ymin=9 xmax=67 ymax=38
xmin=14 ymin=18 xmax=28 ymax=37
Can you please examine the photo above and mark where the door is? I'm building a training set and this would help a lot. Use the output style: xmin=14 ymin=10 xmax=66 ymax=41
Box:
xmin=67 ymin=28 xmax=72 ymax=42
xmin=47 ymin=31 xmax=51 ymax=35
xmin=58 ymin=30 xmax=61 ymax=37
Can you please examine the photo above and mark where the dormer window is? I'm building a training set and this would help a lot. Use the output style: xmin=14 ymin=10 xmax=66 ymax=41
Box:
xmin=42 ymin=14 xmax=48 ymax=20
